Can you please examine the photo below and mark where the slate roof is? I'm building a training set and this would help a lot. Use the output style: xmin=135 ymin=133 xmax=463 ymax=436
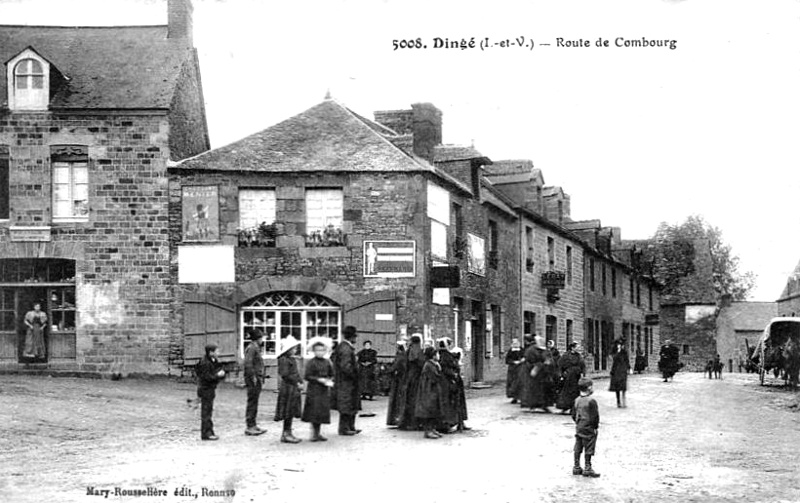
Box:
xmin=483 ymin=160 xmax=544 ymax=186
xmin=0 ymin=25 xmax=193 ymax=109
xmin=543 ymin=186 xmax=564 ymax=198
xmin=723 ymin=302 xmax=777 ymax=332
xmin=175 ymin=99 xmax=463 ymax=181
xmin=433 ymin=144 xmax=489 ymax=163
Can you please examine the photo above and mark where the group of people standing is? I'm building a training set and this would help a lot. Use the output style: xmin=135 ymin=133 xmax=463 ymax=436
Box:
xmin=385 ymin=334 xmax=470 ymax=439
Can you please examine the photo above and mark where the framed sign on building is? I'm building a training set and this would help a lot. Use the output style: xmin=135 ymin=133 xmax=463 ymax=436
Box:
xmin=363 ymin=240 xmax=416 ymax=278
xmin=467 ymin=233 xmax=486 ymax=276
xmin=182 ymin=185 xmax=219 ymax=242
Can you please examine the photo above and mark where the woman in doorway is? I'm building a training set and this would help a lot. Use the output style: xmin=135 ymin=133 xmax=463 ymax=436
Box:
xmin=609 ymin=339 xmax=630 ymax=408
xmin=23 ymin=302 xmax=47 ymax=359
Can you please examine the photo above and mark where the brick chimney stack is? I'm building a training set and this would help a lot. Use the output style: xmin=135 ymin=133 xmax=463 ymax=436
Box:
xmin=168 ymin=0 xmax=194 ymax=45
xmin=374 ymin=103 xmax=443 ymax=163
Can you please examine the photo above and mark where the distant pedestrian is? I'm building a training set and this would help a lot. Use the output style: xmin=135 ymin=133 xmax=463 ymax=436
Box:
xmin=713 ymin=354 xmax=723 ymax=379
xmin=332 ymin=325 xmax=361 ymax=436
xmin=572 ymin=377 xmax=600 ymax=478
xmin=505 ymin=338 xmax=525 ymax=404
xmin=521 ymin=335 xmax=552 ymax=413
xmin=705 ymin=360 xmax=714 ymax=379
xmin=302 ymin=338 xmax=335 ymax=442
xmin=274 ymin=335 xmax=302 ymax=444
xmin=658 ymin=339 xmax=681 ymax=382
xmin=243 ymin=329 xmax=267 ymax=436
xmin=609 ymin=339 xmax=630 ymax=408
xmin=546 ymin=339 xmax=561 ymax=406
xmin=195 ymin=343 xmax=226 ymax=441
xmin=514 ymin=334 xmax=534 ymax=404
xmin=386 ymin=339 xmax=408 ymax=427
xmin=22 ymin=302 xmax=47 ymax=360
xmin=450 ymin=347 xmax=470 ymax=432
xmin=398 ymin=334 xmax=424 ymax=430
xmin=633 ymin=348 xmax=648 ymax=374
xmin=416 ymin=346 xmax=447 ymax=440
xmin=357 ymin=340 xmax=378 ymax=401
xmin=556 ymin=342 xmax=585 ymax=414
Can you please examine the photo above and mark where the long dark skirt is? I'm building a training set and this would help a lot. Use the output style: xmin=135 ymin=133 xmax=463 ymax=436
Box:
xmin=386 ymin=375 xmax=405 ymax=426
xmin=521 ymin=367 xmax=548 ymax=409
xmin=302 ymin=382 xmax=331 ymax=425
xmin=397 ymin=367 xmax=423 ymax=429
xmin=634 ymin=355 xmax=648 ymax=372
xmin=557 ymin=366 xmax=582 ymax=411
xmin=506 ymin=363 xmax=522 ymax=398
xmin=274 ymin=380 xmax=302 ymax=421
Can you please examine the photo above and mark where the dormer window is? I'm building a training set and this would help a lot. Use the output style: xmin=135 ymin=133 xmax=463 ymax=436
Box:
xmin=6 ymin=49 xmax=50 ymax=111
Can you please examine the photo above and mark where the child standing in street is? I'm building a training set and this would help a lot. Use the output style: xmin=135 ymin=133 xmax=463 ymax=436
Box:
xmin=274 ymin=335 xmax=302 ymax=444
xmin=302 ymin=339 xmax=335 ymax=442
xmin=572 ymin=377 xmax=600 ymax=478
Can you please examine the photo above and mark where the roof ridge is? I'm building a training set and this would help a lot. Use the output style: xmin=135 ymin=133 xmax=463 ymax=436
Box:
xmin=0 ymin=24 xmax=168 ymax=29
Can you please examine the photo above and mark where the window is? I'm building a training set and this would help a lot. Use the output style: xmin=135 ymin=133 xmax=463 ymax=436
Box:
xmin=566 ymin=246 xmax=573 ymax=285
xmin=523 ymin=311 xmax=536 ymax=337
xmin=589 ymin=258 xmax=596 ymax=291
xmin=636 ymin=329 xmax=642 ymax=353
xmin=629 ymin=276 xmax=635 ymax=303
xmin=0 ymin=146 xmax=8 ymax=219
xmin=52 ymin=146 xmax=89 ymax=221
xmin=453 ymin=203 xmax=465 ymax=258
xmin=547 ymin=237 xmax=555 ymax=270
xmin=10 ymin=54 xmax=49 ymax=110
xmin=488 ymin=220 xmax=499 ymax=269
xmin=566 ymin=319 xmax=573 ymax=347
xmin=611 ymin=268 xmax=617 ymax=298
xmin=601 ymin=264 xmax=607 ymax=296
xmin=682 ymin=344 xmax=690 ymax=355
xmin=545 ymin=315 xmax=557 ymax=346
xmin=305 ymin=188 xmax=344 ymax=246
xmin=453 ymin=297 xmax=464 ymax=348
xmin=648 ymin=285 xmax=654 ymax=311
xmin=525 ymin=226 xmax=534 ymax=273
xmin=491 ymin=304 xmax=502 ymax=356
xmin=586 ymin=318 xmax=594 ymax=355
xmin=0 ymin=288 xmax=14 ymax=332
xmin=636 ymin=281 xmax=642 ymax=307
xmin=239 ymin=189 xmax=276 ymax=229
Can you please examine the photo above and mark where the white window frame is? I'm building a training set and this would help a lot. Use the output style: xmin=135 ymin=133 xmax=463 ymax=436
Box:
xmin=7 ymin=49 xmax=49 ymax=111
xmin=238 ymin=188 xmax=276 ymax=230
xmin=52 ymin=161 xmax=89 ymax=222
xmin=305 ymin=188 xmax=343 ymax=234
xmin=239 ymin=306 xmax=342 ymax=359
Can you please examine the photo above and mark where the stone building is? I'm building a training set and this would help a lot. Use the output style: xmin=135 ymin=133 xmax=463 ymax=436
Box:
xmin=169 ymin=99 xmax=521 ymax=385
xmin=715 ymin=295 xmax=775 ymax=372
xmin=777 ymin=259 xmax=800 ymax=317
xmin=0 ymin=0 xmax=209 ymax=374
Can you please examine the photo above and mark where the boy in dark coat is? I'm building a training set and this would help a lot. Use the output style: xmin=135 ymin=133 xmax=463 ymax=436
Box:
xmin=244 ymin=329 xmax=267 ymax=436
xmin=195 ymin=344 xmax=226 ymax=441
xmin=357 ymin=340 xmax=378 ymax=400
xmin=398 ymin=334 xmax=424 ymax=430
xmin=415 ymin=346 xmax=446 ymax=439
xmin=274 ymin=335 xmax=302 ymax=444
xmin=505 ymin=338 xmax=525 ymax=404
xmin=386 ymin=339 xmax=408 ymax=427
xmin=572 ymin=377 xmax=600 ymax=478
xmin=332 ymin=325 xmax=361 ymax=436
xmin=302 ymin=340 xmax=335 ymax=442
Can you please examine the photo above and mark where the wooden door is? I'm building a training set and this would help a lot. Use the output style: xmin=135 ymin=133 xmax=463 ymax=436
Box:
xmin=343 ymin=291 xmax=397 ymax=357
xmin=183 ymin=292 xmax=238 ymax=366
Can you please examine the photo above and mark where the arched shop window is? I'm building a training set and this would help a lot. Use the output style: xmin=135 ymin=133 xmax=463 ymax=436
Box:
xmin=240 ymin=291 xmax=341 ymax=358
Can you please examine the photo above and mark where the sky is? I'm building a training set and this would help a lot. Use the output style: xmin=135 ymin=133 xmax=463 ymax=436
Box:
xmin=1 ymin=0 xmax=799 ymax=301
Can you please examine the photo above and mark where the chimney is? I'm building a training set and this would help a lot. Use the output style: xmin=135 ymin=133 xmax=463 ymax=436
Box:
xmin=168 ymin=0 xmax=194 ymax=44
xmin=410 ymin=103 xmax=442 ymax=162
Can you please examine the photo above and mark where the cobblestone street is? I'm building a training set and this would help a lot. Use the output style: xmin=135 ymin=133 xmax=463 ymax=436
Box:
xmin=2 ymin=372 xmax=799 ymax=503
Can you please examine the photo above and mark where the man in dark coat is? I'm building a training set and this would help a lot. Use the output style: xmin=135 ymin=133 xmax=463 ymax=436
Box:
xmin=244 ymin=329 xmax=266 ymax=436
xmin=658 ymin=340 xmax=681 ymax=382
xmin=195 ymin=343 xmax=226 ymax=441
xmin=386 ymin=339 xmax=408 ymax=427
xmin=398 ymin=334 xmax=424 ymax=430
xmin=332 ymin=325 xmax=361 ymax=435
xmin=609 ymin=339 xmax=630 ymax=408
xmin=357 ymin=340 xmax=378 ymax=400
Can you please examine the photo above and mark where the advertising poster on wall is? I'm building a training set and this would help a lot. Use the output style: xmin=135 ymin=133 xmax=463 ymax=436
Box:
xmin=467 ymin=233 xmax=486 ymax=276
xmin=182 ymin=185 xmax=219 ymax=242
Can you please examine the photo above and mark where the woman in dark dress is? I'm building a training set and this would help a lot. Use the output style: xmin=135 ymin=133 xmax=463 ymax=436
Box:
xmin=556 ymin=342 xmax=585 ymax=414
xmin=658 ymin=339 xmax=681 ymax=382
xmin=415 ymin=346 xmax=446 ymax=439
xmin=450 ymin=347 xmax=470 ymax=432
xmin=521 ymin=335 xmax=552 ymax=413
xmin=274 ymin=336 xmax=303 ymax=443
xmin=302 ymin=340 xmax=335 ymax=442
xmin=357 ymin=340 xmax=378 ymax=400
xmin=609 ymin=339 xmax=630 ymax=408
xmin=437 ymin=338 xmax=459 ymax=432
xmin=398 ymin=334 xmax=424 ymax=430
xmin=505 ymin=338 xmax=525 ymax=404
xmin=386 ymin=340 xmax=407 ymax=427
xmin=634 ymin=348 xmax=648 ymax=373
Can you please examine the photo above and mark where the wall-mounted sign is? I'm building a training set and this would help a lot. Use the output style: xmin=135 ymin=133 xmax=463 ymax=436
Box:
xmin=178 ymin=245 xmax=235 ymax=284
xmin=182 ymin=185 xmax=220 ymax=242
xmin=432 ymin=288 xmax=450 ymax=305
xmin=9 ymin=226 xmax=51 ymax=242
xmin=467 ymin=233 xmax=485 ymax=276
xmin=426 ymin=182 xmax=450 ymax=224
xmin=375 ymin=313 xmax=394 ymax=322
xmin=363 ymin=240 xmax=416 ymax=278
xmin=541 ymin=271 xmax=567 ymax=289
xmin=645 ymin=313 xmax=660 ymax=326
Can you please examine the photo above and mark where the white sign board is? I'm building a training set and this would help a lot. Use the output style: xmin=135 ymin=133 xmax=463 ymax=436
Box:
xmin=430 ymin=221 xmax=448 ymax=261
xmin=363 ymin=240 xmax=416 ymax=278
xmin=178 ymin=245 xmax=235 ymax=284
xmin=426 ymin=182 xmax=450 ymax=224
xmin=432 ymin=288 xmax=450 ymax=305
xmin=467 ymin=233 xmax=486 ymax=276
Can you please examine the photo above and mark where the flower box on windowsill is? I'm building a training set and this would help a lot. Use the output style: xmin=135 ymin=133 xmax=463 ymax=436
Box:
xmin=237 ymin=222 xmax=278 ymax=248
xmin=305 ymin=226 xmax=347 ymax=248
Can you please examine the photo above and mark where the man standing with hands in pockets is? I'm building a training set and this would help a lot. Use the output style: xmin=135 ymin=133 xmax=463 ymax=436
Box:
xmin=196 ymin=343 xmax=227 ymax=441
xmin=244 ymin=329 xmax=267 ymax=436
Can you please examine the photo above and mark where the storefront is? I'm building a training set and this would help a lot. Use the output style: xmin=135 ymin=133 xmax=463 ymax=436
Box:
xmin=0 ymin=258 xmax=77 ymax=363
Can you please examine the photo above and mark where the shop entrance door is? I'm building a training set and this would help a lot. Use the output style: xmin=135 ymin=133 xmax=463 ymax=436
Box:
xmin=17 ymin=287 xmax=48 ymax=363
xmin=471 ymin=300 xmax=484 ymax=382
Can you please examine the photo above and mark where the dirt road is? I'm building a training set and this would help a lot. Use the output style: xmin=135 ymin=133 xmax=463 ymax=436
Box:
xmin=1 ymin=372 xmax=799 ymax=503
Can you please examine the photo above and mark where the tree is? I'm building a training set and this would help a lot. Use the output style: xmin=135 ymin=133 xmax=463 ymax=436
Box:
xmin=648 ymin=215 xmax=756 ymax=301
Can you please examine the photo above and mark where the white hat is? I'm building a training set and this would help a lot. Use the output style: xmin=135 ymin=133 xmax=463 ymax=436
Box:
xmin=278 ymin=335 xmax=301 ymax=357
xmin=307 ymin=336 xmax=333 ymax=353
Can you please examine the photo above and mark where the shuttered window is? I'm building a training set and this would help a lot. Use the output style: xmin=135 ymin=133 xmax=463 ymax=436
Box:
xmin=0 ymin=147 xmax=8 ymax=220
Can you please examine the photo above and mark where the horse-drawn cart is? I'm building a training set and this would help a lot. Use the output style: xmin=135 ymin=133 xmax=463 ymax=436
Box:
xmin=749 ymin=317 xmax=800 ymax=388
